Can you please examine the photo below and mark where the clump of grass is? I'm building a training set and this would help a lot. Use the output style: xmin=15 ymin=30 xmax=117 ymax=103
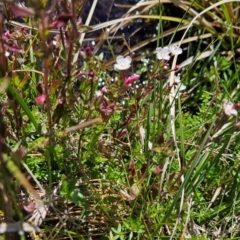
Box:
xmin=0 ymin=0 xmax=240 ymax=239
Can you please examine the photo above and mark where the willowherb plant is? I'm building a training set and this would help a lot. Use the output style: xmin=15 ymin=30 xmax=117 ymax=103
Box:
xmin=2 ymin=0 xmax=240 ymax=239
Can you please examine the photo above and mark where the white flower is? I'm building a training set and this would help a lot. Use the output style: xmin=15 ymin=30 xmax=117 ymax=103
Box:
xmin=5 ymin=51 xmax=10 ymax=57
xmin=168 ymin=75 xmax=186 ymax=99
xmin=114 ymin=55 xmax=132 ymax=70
xmin=223 ymin=100 xmax=238 ymax=116
xmin=95 ymin=91 xmax=102 ymax=97
xmin=169 ymin=44 xmax=182 ymax=55
xmin=156 ymin=47 xmax=171 ymax=60
xmin=174 ymin=75 xmax=186 ymax=90
xmin=174 ymin=75 xmax=181 ymax=83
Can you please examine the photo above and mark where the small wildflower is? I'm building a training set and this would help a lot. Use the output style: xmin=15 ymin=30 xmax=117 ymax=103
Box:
xmin=124 ymin=74 xmax=140 ymax=87
xmin=96 ymin=86 xmax=107 ymax=97
xmin=114 ymin=55 xmax=132 ymax=70
xmin=174 ymin=75 xmax=181 ymax=83
xmin=84 ymin=46 xmax=93 ymax=57
xmin=96 ymin=91 xmax=102 ymax=97
xmin=4 ymin=31 xmax=14 ymax=39
xmin=179 ymin=84 xmax=186 ymax=91
xmin=168 ymin=74 xmax=182 ymax=85
xmin=35 ymin=94 xmax=46 ymax=104
xmin=169 ymin=75 xmax=186 ymax=98
xmin=223 ymin=100 xmax=238 ymax=116
xmin=156 ymin=47 xmax=171 ymax=60
xmin=22 ymin=201 xmax=35 ymax=213
xmin=101 ymin=86 xmax=107 ymax=94
xmin=5 ymin=51 xmax=10 ymax=57
xmin=154 ymin=165 xmax=163 ymax=174
xmin=57 ymin=98 xmax=64 ymax=104
xmin=169 ymin=44 xmax=183 ymax=55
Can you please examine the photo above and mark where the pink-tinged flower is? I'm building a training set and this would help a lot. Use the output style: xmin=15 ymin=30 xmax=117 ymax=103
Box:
xmin=124 ymin=74 xmax=140 ymax=87
xmin=154 ymin=165 xmax=163 ymax=174
xmin=57 ymin=98 xmax=64 ymax=104
xmin=4 ymin=31 xmax=14 ymax=39
xmin=35 ymin=94 xmax=46 ymax=104
xmin=101 ymin=86 xmax=107 ymax=94
xmin=114 ymin=55 xmax=132 ymax=70
xmin=223 ymin=100 xmax=238 ymax=116
xmin=96 ymin=91 xmax=102 ymax=97
xmin=22 ymin=201 xmax=35 ymax=213
xmin=156 ymin=47 xmax=171 ymax=60
xmin=96 ymin=86 xmax=107 ymax=98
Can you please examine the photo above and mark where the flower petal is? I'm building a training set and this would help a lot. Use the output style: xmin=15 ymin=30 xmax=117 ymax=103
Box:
xmin=114 ymin=55 xmax=132 ymax=70
xmin=223 ymin=100 xmax=238 ymax=116
xmin=124 ymin=74 xmax=140 ymax=87
xmin=169 ymin=44 xmax=183 ymax=55
xmin=35 ymin=94 xmax=46 ymax=105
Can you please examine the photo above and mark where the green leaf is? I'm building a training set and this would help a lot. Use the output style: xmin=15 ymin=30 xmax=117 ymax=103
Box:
xmin=60 ymin=176 xmax=86 ymax=206
xmin=8 ymin=84 xmax=39 ymax=132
